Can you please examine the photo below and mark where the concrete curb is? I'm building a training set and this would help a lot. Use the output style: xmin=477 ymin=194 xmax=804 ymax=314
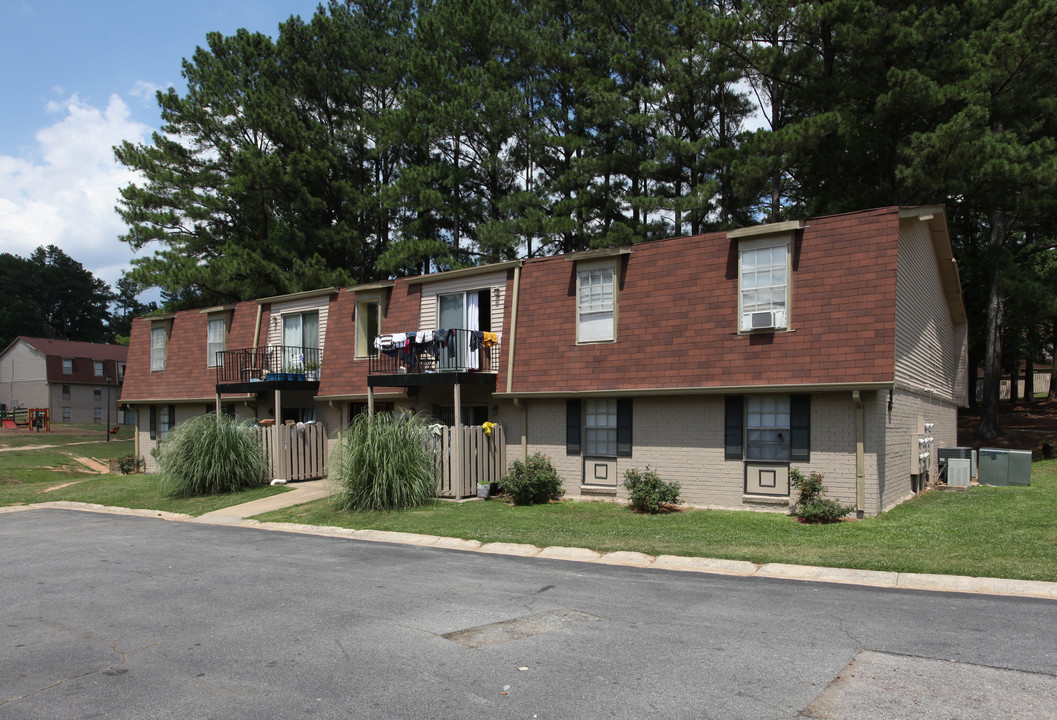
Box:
xmin=8 ymin=501 xmax=1057 ymax=602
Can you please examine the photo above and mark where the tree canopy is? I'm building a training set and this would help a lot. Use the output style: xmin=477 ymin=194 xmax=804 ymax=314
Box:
xmin=0 ymin=246 xmax=115 ymax=349
xmin=115 ymin=0 xmax=1057 ymax=439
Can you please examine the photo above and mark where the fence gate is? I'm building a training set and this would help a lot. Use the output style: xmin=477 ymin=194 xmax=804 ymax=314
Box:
xmin=433 ymin=424 xmax=506 ymax=498
xmin=257 ymin=422 xmax=327 ymax=481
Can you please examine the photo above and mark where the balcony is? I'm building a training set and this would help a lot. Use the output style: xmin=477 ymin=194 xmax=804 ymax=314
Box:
xmin=367 ymin=329 xmax=500 ymax=388
xmin=215 ymin=345 xmax=321 ymax=393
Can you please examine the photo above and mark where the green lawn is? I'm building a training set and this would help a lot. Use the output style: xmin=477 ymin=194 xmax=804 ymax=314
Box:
xmin=254 ymin=459 xmax=1057 ymax=583
xmin=0 ymin=431 xmax=290 ymax=516
xmin=0 ymin=423 xmax=135 ymax=448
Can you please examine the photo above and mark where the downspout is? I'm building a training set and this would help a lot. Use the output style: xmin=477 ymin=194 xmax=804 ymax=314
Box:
xmin=852 ymin=390 xmax=865 ymax=518
xmin=506 ymin=262 xmax=528 ymax=462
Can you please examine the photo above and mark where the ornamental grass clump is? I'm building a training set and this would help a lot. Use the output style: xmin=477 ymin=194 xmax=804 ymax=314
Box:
xmin=623 ymin=466 xmax=681 ymax=513
xmin=501 ymin=453 xmax=564 ymax=505
xmin=158 ymin=414 xmax=267 ymax=497
xmin=791 ymin=468 xmax=854 ymax=523
xmin=329 ymin=411 xmax=437 ymax=511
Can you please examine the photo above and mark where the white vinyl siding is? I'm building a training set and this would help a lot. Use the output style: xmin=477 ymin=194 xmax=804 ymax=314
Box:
xmin=746 ymin=395 xmax=790 ymax=461
xmin=207 ymin=316 xmax=226 ymax=367
xmin=150 ymin=326 xmax=167 ymax=371
xmin=266 ymin=295 xmax=330 ymax=358
xmin=577 ymin=266 xmax=615 ymax=343
xmin=895 ymin=219 xmax=965 ymax=404
xmin=584 ymin=398 xmax=617 ymax=457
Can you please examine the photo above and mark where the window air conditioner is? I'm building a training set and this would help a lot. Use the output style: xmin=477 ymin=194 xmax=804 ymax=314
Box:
xmin=750 ymin=311 xmax=775 ymax=330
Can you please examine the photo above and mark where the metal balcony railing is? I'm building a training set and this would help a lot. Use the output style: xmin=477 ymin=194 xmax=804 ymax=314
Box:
xmin=215 ymin=346 xmax=322 ymax=385
xmin=368 ymin=329 xmax=500 ymax=375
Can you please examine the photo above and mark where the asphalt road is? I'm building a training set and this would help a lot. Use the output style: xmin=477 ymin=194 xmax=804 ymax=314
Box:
xmin=2 ymin=509 xmax=1056 ymax=719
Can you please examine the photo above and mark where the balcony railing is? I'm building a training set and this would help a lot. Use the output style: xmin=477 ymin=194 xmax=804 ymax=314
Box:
xmin=216 ymin=346 xmax=322 ymax=385
xmin=368 ymin=329 xmax=500 ymax=376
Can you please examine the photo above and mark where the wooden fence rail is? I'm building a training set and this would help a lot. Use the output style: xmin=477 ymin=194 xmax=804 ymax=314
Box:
xmin=255 ymin=422 xmax=327 ymax=482
xmin=432 ymin=424 xmax=506 ymax=498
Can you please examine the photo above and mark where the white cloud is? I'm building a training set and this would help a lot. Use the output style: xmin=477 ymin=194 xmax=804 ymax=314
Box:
xmin=0 ymin=93 xmax=151 ymax=290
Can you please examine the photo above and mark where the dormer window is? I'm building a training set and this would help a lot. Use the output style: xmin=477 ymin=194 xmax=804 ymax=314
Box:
xmin=576 ymin=261 xmax=616 ymax=343
xmin=207 ymin=315 xmax=226 ymax=367
xmin=150 ymin=325 xmax=167 ymax=371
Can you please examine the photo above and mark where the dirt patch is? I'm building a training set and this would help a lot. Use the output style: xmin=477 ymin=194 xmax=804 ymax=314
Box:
xmin=68 ymin=455 xmax=110 ymax=474
xmin=44 ymin=481 xmax=86 ymax=492
xmin=958 ymin=399 xmax=1057 ymax=458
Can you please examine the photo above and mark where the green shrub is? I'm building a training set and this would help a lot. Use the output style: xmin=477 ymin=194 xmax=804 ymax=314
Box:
xmin=158 ymin=414 xmax=267 ymax=497
xmin=329 ymin=411 xmax=437 ymax=511
xmin=623 ymin=466 xmax=681 ymax=513
xmin=791 ymin=468 xmax=853 ymax=523
xmin=501 ymin=453 xmax=564 ymax=505
xmin=118 ymin=454 xmax=144 ymax=475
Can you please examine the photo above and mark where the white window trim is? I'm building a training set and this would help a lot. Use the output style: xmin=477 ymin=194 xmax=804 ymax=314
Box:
xmin=576 ymin=258 xmax=618 ymax=344
xmin=150 ymin=324 xmax=168 ymax=372
xmin=206 ymin=315 xmax=227 ymax=368
xmin=738 ymin=234 xmax=792 ymax=333
xmin=355 ymin=294 xmax=383 ymax=359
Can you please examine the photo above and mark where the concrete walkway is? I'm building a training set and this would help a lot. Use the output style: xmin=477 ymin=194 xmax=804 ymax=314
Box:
xmin=6 ymin=482 xmax=1057 ymax=603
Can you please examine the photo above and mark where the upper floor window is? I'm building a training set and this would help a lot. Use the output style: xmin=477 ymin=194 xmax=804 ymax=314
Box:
xmin=62 ymin=384 xmax=71 ymax=399
xmin=117 ymin=362 xmax=126 ymax=382
xmin=356 ymin=298 xmax=381 ymax=358
xmin=207 ymin=316 xmax=226 ymax=368
xmin=94 ymin=360 xmax=104 ymax=376
xmin=150 ymin=325 xmax=167 ymax=371
xmin=577 ymin=263 xmax=616 ymax=343
xmin=94 ymin=387 xmax=102 ymax=401
xmin=739 ymin=240 xmax=789 ymax=332
xmin=62 ymin=358 xmax=73 ymax=374
xmin=281 ymin=311 xmax=319 ymax=369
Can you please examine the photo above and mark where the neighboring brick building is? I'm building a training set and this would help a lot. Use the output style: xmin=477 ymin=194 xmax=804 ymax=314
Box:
xmin=0 ymin=337 xmax=128 ymax=426
xmin=120 ymin=206 xmax=968 ymax=514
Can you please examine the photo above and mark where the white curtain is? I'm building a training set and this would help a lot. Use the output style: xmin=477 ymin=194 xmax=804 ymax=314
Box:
xmin=466 ymin=292 xmax=480 ymax=370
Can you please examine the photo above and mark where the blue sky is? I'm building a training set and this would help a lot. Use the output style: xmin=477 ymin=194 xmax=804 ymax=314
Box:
xmin=0 ymin=0 xmax=323 ymax=295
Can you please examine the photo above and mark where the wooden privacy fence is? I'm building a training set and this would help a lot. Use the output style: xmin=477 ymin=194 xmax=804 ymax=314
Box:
xmin=256 ymin=422 xmax=327 ymax=482
xmin=432 ymin=424 xmax=506 ymax=498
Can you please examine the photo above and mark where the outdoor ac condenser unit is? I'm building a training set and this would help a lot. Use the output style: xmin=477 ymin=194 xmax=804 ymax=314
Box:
xmin=947 ymin=458 xmax=971 ymax=487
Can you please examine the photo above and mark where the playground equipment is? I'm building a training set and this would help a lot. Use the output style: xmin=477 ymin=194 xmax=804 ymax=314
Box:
xmin=0 ymin=408 xmax=50 ymax=431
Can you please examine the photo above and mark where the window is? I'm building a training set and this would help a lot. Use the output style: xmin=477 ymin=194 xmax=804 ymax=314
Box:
xmin=726 ymin=394 xmax=810 ymax=462
xmin=117 ymin=362 xmax=126 ymax=382
xmin=356 ymin=298 xmax=381 ymax=358
xmin=585 ymin=399 xmax=617 ymax=456
xmin=62 ymin=358 xmax=73 ymax=374
xmin=281 ymin=311 xmax=319 ymax=369
xmin=150 ymin=404 xmax=176 ymax=440
xmin=62 ymin=384 xmax=71 ymax=400
xmin=94 ymin=387 xmax=102 ymax=401
xmin=94 ymin=360 xmax=104 ymax=376
xmin=93 ymin=408 xmax=102 ymax=423
xmin=151 ymin=325 xmax=167 ymax=371
xmin=207 ymin=316 xmax=226 ymax=367
xmin=739 ymin=239 xmax=789 ymax=331
xmin=62 ymin=407 xmax=71 ymax=422
xmin=577 ymin=265 xmax=615 ymax=342
xmin=746 ymin=395 xmax=790 ymax=460
xmin=567 ymin=398 xmax=632 ymax=457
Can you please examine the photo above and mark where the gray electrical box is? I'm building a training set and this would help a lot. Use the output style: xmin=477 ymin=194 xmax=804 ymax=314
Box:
xmin=977 ymin=448 xmax=1032 ymax=486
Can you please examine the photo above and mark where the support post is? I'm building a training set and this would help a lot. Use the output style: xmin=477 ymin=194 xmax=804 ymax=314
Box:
xmin=853 ymin=390 xmax=865 ymax=517
xmin=367 ymin=386 xmax=375 ymax=416
xmin=453 ymin=382 xmax=463 ymax=495
xmin=274 ymin=388 xmax=284 ymax=481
